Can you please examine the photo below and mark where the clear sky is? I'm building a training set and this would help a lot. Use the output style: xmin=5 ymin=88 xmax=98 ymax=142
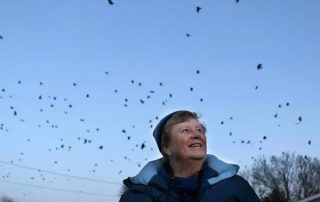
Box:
xmin=0 ymin=0 xmax=319 ymax=202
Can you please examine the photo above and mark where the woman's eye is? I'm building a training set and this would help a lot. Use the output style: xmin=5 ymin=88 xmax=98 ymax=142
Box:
xmin=181 ymin=128 xmax=190 ymax=133
xmin=197 ymin=128 xmax=204 ymax=133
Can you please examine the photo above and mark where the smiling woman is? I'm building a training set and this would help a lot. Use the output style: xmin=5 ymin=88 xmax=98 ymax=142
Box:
xmin=159 ymin=111 xmax=207 ymax=177
xmin=119 ymin=110 xmax=261 ymax=202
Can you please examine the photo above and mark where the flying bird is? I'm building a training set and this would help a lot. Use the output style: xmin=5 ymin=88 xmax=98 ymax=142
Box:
xmin=107 ymin=0 xmax=114 ymax=5
xmin=196 ymin=6 xmax=202 ymax=13
xmin=257 ymin=64 xmax=263 ymax=70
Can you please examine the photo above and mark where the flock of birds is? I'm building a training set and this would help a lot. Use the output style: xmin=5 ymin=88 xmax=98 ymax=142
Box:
xmin=0 ymin=63 xmax=310 ymax=180
xmin=0 ymin=1 xmax=314 ymax=200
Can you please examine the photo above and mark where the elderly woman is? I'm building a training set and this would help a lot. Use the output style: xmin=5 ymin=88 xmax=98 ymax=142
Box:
xmin=120 ymin=110 xmax=260 ymax=202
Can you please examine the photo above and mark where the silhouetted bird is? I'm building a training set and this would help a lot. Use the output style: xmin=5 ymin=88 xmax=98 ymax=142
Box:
xmin=236 ymin=0 xmax=240 ymax=3
xmin=186 ymin=33 xmax=191 ymax=37
xmin=107 ymin=0 xmax=114 ymax=5
xmin=308 ymin=140 xmax=311 ymax=145
xmin=196 ymin=6 xmax=202 ymax=13
xmin=298 ymin=116 xmax=302 ymax=122
xmin=141 ymin=143 xmax=146 ymax=150
xmin=257 ymin=64 xmax=263 ymax=70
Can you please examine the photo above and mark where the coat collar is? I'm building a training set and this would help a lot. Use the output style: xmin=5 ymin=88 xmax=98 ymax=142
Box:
xmin=128 ymin=154 xmax=239 ymax=186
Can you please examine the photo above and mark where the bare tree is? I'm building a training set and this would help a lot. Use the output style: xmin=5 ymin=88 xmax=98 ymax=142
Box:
xmin=294 ymin=155 xmax=320 ymax=200
xmin=243 ymin=152 xmax=320 ymax=202
xmin=1 ymin=196 xmax=14 ymax=202
xmin=261 ymin=188 xmax=286 ymax=202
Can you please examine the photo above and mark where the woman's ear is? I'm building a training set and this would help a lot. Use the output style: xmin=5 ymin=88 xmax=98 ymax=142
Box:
xmin=162 ymin=145 xmax=172 ymax=156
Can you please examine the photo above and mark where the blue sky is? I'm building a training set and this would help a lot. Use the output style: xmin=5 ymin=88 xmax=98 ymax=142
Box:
xmin=0 ymin=0 xmax=319 ymax=202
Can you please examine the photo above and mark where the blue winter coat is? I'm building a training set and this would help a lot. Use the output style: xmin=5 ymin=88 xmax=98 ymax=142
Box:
xmin=119 ymin=154 xmax=261 ymax=202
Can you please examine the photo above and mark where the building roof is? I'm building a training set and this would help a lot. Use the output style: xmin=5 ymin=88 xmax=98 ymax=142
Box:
xmin=297 ymin=193 xmax=320 ymax=202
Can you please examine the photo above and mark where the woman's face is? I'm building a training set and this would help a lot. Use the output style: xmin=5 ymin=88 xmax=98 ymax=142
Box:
xmin=163 ymin=118 xmax=207 ymax=162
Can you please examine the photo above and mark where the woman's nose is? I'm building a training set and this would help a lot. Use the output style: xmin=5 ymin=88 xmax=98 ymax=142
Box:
xmin=191 ymin=129 xmax=201 ymax=138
